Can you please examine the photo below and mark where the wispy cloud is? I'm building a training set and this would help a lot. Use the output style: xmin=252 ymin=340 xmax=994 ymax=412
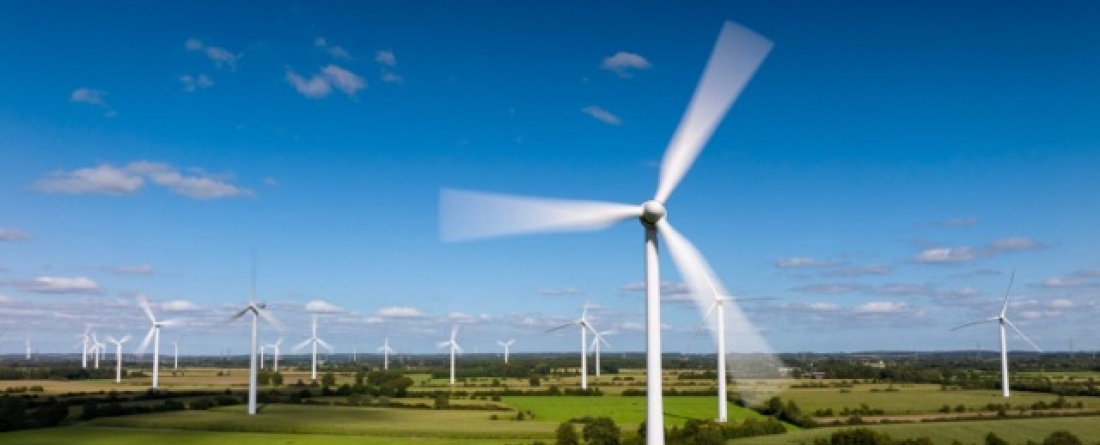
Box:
xmin=315 ymin=37 xmax=353 ymax=60
xmin=376 ymin=306 xmax=425 ymax=318
xmin=853 ymin=301 xmax=912 ymax=314
xmin=286 ymin=64 xmax=366 ymax=99
xmin=774 ymin=257 xmax=834 ymax=269
xmin=374 ymin=50 xmax=403 ymax=84
xmin=825 ymin=264 xmax=892 ymax=277
xmin=70 ymin=87 xmax=116 ymax=117
xmin=601 ymin=51 xmax=650 ymax=76
xmin=0 ymin=228 xmax=29 ymax=241
xmin=161 ymin=299 xmax=202 ymax=311
xmin=35 ymin=161 xmax=251 ymax=199
xmin=179 ymin=74 xmax=214 ymax=92
xmin=791 ymin=283 xmax=863 ymax=295
xmin=914 ymin=247 xmax=977 ymax=263
xmin=914 ymin=237 xmax=1043 ymax=264
xmin=582 ymin=105 xmax=622 ymax=125
xmin=538 ymin=287 xmax=582 ymax=296
xmin=185 ymin=38 xmax=241 ymax=70
xmin=619 ymin=281 xmax=693 ymax=300
xmin=940 ymin=217 xmax=979 ymax=227
xmin=110 ymin=264 xmax=155 ymax=276
xmin=16 ymin=276 xmax=101 ymax=294
xmin=305 ymin=300 xmax=343 ymax=313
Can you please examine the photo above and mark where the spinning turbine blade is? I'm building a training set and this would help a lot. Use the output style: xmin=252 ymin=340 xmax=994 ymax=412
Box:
xmin=658 ymin=219 xmax=774 ymax=354
xmin=293 ymin=339 xmax=312 ymax=351
xmin=655 ymin=21 xmax=773 ymax=204
xmin=1004 ymin=319 xmax=1042 ymax=352
xmin=437 ymin=341 xmax=451 ymax=349
xmin=687 ymin=301 xmax=719 ymax=351
xmin=138 ymin=296 xmax=157 ymax=323
xmin=440 ymin=189 xmax=639 ymax=241
xmin=547 ymin=322 xmax=574 ymax=333
xmin=999 ymin=270 xmax=1016 ymax=317
xmin=137 ymin=326 xmax=156 ymax=354
xmin=317 ymin=338 xmax=333 ymax=351
xmin=951 ymin=318 xmax=996 ymax=331
xmin=257 ymin=307 xmax=286 ymax=331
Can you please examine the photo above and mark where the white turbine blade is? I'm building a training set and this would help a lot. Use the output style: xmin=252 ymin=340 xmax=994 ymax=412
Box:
xmin=160 ymin=319 xmax=185 ymax=327
xmin=227 ymin=306 xmax=250 ymax=323
xmin=654 ymin=21 xmax=772 ymax=204
xmin=999 ymin=270 xmax=1016 ymax=317
xmin=317 ymin=338 xmax=334 ymax=352
xmin=686 ymin=301 xmax=719 ymax=351
xmin=292 ymin=339 xmax=312 ymax=352
xmin=451 ymin=325 xmax=459 ymax=340
xmin=506 ymin=339 xmax=514 ymax=347
xmin=436 ymin=340 xmax=451 ymax=349
xmin=119 ymin=334 xmax=131 ymax=344
xmin=950 ymin=318 xmax=997 ymax=331
xmin=658 ymin=219 xmax=775 ymax=354
xmin=440 ymin=189 xmax=639 ymax=242
xmin=453 ymin=342 xmax=463 ymax=354
xmin=497 ymin=341 xmax=506 ymax=347
xmin=546 ymin=322 xmax=575 ymax=333
xmin=275 ymin=337 xmax=283 ymax=347
xmin=257 ymin=307 xmax=286 ymax=332
xmin=1003 ymin=318 xmax=1042 ymax=352
xmin=136 ymin=326 xmax=156 ymax=354
xmin=105 ymin=335 xmax=118 ymax=344
xmin=138 ymin=296 xmax=157 ymax=323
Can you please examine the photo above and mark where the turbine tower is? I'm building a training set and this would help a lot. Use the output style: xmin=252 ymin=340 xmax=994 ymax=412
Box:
xmin=136 ymin=297 xmax=181 ymax=391
xmin=90 ymin=334 xmax=105 ymax=368
xmin=378 ymin=337 xmax=394 ymax=370
xmin=293 ymin=314 xmax=332 ymax=381
xmin=952 ymin=271 xmax=1042 ymax=398
xmin=106 ymin=335 xmax=131 ymax=383
xmin=589 ymin=330 xmax=613 ymax=377
xmin=548 ymin=303 xmax=601 ymax=390
xmin=437 ymin=326 xmax=462 ymax=385
xmin=25 ymin=336 xmax=32 ymax=360
xmin=228 ymin=259 xmax=285 ymax=415
xmin=440 ymin=21 xmax=773 ymax=444
xmin=264 ymin=338 xmax=283 ymax=372
xmin=173 ymin=340 xmax=179 ymax=370
xmin=80 ymin=326 xmax=92 ymax=369
xmin=497 ymin=339 xmax=515 ymax=364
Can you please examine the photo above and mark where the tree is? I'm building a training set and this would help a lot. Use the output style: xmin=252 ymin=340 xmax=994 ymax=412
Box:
xmin=582 ymin=417 xmax=620 ymax=445
xmin=985 ymin=432 xmax=1010 ymax=445
xmin=322 ymin=371 xmax=337 ymax=387
xmin=1042 ymin=431 xmax=1082 ymax=445
xmin=555 ymin=422 xmax=579 ymax=445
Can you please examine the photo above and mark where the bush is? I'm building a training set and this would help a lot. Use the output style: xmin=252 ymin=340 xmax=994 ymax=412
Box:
xmin=582 ymin=417 xmax=620 ymax=445
xmin=555 ymin=422 xmax=580 ymax=445
xmin=1042 ymin=430 xmax=1082 ymax=445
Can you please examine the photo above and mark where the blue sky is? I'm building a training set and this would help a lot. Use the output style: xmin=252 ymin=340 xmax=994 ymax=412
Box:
xmin=1 ymin=0 xmax=1099 ymax=357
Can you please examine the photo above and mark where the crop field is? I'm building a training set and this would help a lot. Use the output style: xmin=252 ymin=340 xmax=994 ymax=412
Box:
xmin=0 ymin=426 xmax=522 ymax=445
xmin=730 ymin=416 xmax=1100 ymax=445
xmin=779 ymin=384 xmax=1100 ymax=415
xmin=503 ymin=395 xmax=766 ymax=426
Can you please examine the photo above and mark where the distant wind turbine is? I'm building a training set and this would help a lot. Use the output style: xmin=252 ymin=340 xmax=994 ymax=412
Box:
xmin=951 ymin=271 xmax=1042 ymax=398
xmin=294 ymin=314 xmax=332 ymax=381
xmin=173 ymin=340 xmax=180 ymax=369
xmin=589 ymin=330 xmax=614 ymax=377
xmin=548 ymin=303 xmax=601 ymax=390
xmin=106 ymin=335 xmax=131 ymax=383
xmin=25 ymin=335 xmax=33 ymax=360
xmin=136 ymin=297 xmax=182 ymax=391
xmin=264 ymin=338 xmax=283 ymax=372
xmin=90 ymin=333 xmax=105 ymax=368
xmin=439 ymin=20 xmax=776 ymax=444
xmin=228 ymin=258 xmax=285 ymax=415
xmin=497 ymin=339 xmax=515 ymax=364
xmin=437 ymin=326 xmax=462 ymax=385
xmin=378 ymin=337 xmax=394 ymax=370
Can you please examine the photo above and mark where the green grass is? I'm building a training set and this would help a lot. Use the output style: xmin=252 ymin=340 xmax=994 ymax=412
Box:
xmin=781 ymin=385 xmax=1099 ymax=415
xmin=0 ymin=426 xmax=522 ymax=445
xmin=730 ymin=416 xmax=1100 ymax=444
xmin=85 ymin=403 xmax=555 ymax=440
xmin=503 ymin=395 xmax=766 ymax=427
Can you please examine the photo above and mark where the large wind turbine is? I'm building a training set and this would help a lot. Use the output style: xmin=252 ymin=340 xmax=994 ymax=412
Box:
xmin=437 ymin=326 xmax=462 ymax=385
xmin=265 ymin=338 xmax=283 ymax=372
xmin=294 ymin=314 xmax=332 ymax=382
xmin=548 ymin=303 xmax=601 ymax=390
xmin=136 ymin=297 xmax=181 ymax=391
xmin=378 ymin=337 xmax=394 ymax=370
xmin=589 ymin=330 xmax=613 ymax=378
xmin=106 ymin=335 xmax=131 ymax=383
xmin=952 ymin=272 xmax=1042 ymax=398
xmin=497 ymin=339 xmax=515 ymax=364
xmin=440 ymin=21 xmax=773 ymax=443
xmin=228 ymin=260 xmax=285 ymax=415
xmin=90 ymin=333 xmax=105 ymax=369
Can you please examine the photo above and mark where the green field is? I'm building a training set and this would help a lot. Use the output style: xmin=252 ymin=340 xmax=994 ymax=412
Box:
xmin=503 ymin=395 xmax=766 ymax=427
xmin=0 ymin=426 xmax=521 ymax=445
xmin=730 ymin=416 xmax=1100 ymax=445
xmin=782 ymin=384 xmax=1100 ymax=415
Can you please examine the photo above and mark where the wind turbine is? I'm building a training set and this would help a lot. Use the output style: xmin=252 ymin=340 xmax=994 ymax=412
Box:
xmin=136 ymin=297 xmax=181 ymax=391
xmin=106 ymin=335 xmax=131 ymax=383
xmin=25 ymin=336 xmax=32 ymax=360
xmin=172 ymin=340 xmax=180 ymax=369
xmin=437 ymin=325 xmax=462 ymax=385
xmin=259 ymin=345 xmax=266 ymax=370
xmin=90 ymin=333 xmax=105 ymax=369
xmin=80 ymin=326 xmax=92 ymax=368
xmin=440 ymin=21 xmax=773 ymax=444
xmin=228 ymin=258 xmax=285 ymax=415
xmin=265 ymin=338 xmax=283 ymax=372
xmin=548 ymin=303 xmax=601 ymax=390
xmin=951 ymin=271 xmax=1042 ymax=398
xmin=293 ymin=314 xmax=332 ymax=382
xmin=497 ymin=339 xmax=515 ymax=364
xmin=378 ymin=337 xmax=394 ymax=370
xmin=589 ymin=330 xmax=614 ymax=377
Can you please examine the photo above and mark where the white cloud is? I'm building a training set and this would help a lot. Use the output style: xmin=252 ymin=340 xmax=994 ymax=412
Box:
xmin=35 ymin=164 xmax=144 ymax=195
xmin=914 ymin=247 xmax=977 ymax=263
xmin=940 ymin=217 xmax=978 ymax=227
xmin=111 ymin=264 xmax=154 ymax=275
xmin=35 ymin=161 xmax=251 ymax=199
xmin=538 ymin=287 xmax=581 ymax=296
xmin=448 ymin=311 xmax=488 ymax=323
xmin=826 ymin=264 xmax=892 ymax=277
xmin=286 ymin=65 xmax=366 ymax=99
xmin=618 ymin=321 xmax=644 ymax=332
xmin=375 ymin=50 xmax=396 ymax=67
xmin=874 ymin=283 xmax=929 ymax=296
xmin=315 ymin=38 xmax=353 ymax=60
xmin=0 ymin=293 xmax=11 ymax=303
xmin=17 ymin=276 xmax=101 ymax=294
xmin=854 ymin=301 xmax=910 ymax=314
xmin=582 ymin=105 xmax=622 ymax=125
xmin=377 ymin=306 xmax=425 ymax=318
xmin=774 ymin=257 xmax=833 ymax=269
xmin=305 ymin=300 xmax=343 ymax=313
xmin=792 ymin=283 xmax=862 ymax=295
xmin=1042 ymin=277 xmax=1086 ymax=288
xmin=987 ymin=237 xmax=1042 ymax=253
xmin=185 ymin=38 xmax=240 ymax=70
xmin=70 ymin=88 xmax=107 ymax=105
xmin=806 ymin=302 xmax=840 ymax=311
xmin=179 ymin=74 xmax=214 ymax=92
xmin=1048 ymin=299 xmax=1075 ymax=309
xmin=0 ymin=228 xmax=29 ymax=241
xmin=161 ymin=300 xmax=202 ymax=311
xmin=936 ymin=286 xmax=980 ymax=299
xmin=380 ymin=72 xmax=403 ymax=84
xmin=601 ymin=51 xmax=650 ymax=76
xmin=1018 ymin=310 xmax=1043 ymax=320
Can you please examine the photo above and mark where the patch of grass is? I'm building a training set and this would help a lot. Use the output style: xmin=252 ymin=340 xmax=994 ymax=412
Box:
xmin=730 ymin=416 xmax=1100 ymax=444
xmin=0 ymin=425 xmax=522 ymax=445
xmin=780 ymin=385 xmax=1098 ymax=415
xmin=502 ymin=395 xmax=766 ymax=427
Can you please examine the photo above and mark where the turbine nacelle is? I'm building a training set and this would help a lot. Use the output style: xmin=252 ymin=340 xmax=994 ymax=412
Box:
xmin=640 ymin=200 xmax=666 ymax=226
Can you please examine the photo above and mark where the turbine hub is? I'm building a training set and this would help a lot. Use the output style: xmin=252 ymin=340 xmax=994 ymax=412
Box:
xmin=640 ymin=200 xmax=666 ymax=225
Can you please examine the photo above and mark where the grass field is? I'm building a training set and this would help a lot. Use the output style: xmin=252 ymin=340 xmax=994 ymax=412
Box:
xmin=729 ymin=416 xmax=1100 ymax=445
xmin=0 ymin=426 xmax=523 ymax=445
xmin=781 ymin=384 xmax=1100 ymax=415
xmin=503 ymin=395 xmax=767 ymax=427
